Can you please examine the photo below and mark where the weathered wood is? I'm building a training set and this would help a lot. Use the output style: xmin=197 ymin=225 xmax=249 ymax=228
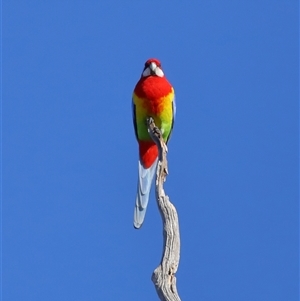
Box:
xmin=147 ymin=118 xmax=181 ymax=301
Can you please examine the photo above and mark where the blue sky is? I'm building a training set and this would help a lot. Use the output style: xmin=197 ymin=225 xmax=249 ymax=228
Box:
xmin=3 ymin=1 xmax=298 ymax=300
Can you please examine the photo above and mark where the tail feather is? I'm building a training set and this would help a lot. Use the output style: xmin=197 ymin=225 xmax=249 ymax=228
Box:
xmin=133 ymin=158 xmax=158 ymax=229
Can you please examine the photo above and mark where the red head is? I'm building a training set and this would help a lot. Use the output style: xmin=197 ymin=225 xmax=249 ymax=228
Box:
xmin=141 ymin=58 xmax=164 ymax=78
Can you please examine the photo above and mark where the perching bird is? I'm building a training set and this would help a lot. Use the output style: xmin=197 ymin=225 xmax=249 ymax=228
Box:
xmin=132 ymin=58 xmax=176 ymax=229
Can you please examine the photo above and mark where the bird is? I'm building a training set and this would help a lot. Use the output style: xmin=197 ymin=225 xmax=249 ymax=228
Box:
xmin=132 ymin=58 xmax=176 ymax=229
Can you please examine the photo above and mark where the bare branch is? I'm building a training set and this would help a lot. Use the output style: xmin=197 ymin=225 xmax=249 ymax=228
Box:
xmin=147 ymin=118 xmax=181 ymax=301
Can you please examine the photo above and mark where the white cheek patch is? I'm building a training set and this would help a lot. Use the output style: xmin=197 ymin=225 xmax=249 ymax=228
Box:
xmin=142 ymin=67 xmax=151 ymax=77
xmin=155 ymin=67 xmax=164 ymax=77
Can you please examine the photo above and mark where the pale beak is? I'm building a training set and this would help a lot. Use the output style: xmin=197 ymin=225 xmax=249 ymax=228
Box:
xmin=149 ymin=62 xmax=157 ymax=73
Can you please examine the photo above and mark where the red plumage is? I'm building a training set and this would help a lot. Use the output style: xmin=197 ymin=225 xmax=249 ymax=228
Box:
xmin=133 ymin=58 xmax=173 ymax=169
xmin=138 ymin=141 xmax=158 ymax=168
xmin=133 ymin=58 xmax=175 ymax=228
xmin=134 ymin=76 xmax=172 ymax=106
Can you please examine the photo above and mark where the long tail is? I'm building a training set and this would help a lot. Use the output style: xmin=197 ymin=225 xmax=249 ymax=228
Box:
xmin=133 ymin=158 xmax=158 ymax=229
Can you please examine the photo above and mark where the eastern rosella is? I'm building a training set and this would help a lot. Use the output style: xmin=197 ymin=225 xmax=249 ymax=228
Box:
xmin=132 ymin=58 xmax=176 ymax=229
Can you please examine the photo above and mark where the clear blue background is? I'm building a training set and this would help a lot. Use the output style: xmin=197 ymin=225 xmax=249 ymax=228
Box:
xmin=3 ymin=1 xmax=298 ymax=300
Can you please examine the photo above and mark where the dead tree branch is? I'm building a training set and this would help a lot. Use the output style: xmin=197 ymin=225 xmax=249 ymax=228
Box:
xmin=147 ymin=117 xmax=181 ymax=301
